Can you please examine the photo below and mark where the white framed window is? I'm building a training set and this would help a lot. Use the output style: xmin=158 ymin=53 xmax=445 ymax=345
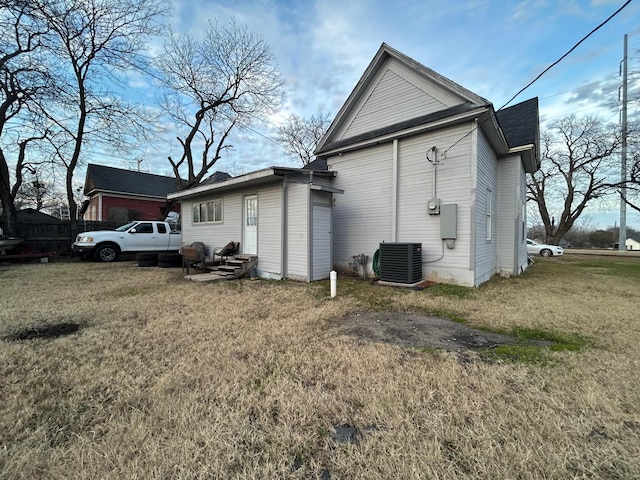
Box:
xmin=192 ymin=199 xmax=223 ymax=224
xmin=486 ymin=190 xmax=492 ymax=242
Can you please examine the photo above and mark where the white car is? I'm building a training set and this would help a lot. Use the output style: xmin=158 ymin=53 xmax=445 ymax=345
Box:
xmin=527 ymin=239 xmax=564 ymax=257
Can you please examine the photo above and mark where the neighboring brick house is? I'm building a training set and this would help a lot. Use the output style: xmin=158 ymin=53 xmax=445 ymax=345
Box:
xmin=80 ymin=164 xmax=181 ymax=222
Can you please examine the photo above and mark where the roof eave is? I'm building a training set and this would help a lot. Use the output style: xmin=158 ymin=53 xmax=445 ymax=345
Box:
xmin=506 ymin=144 xmax=539 ymax=173
xmin=85 ymin=188 xmax=170 ymax=200
xmin=317 ymin=106 xmax=488 ymax=157
xmin=168 ymin=168 xmax=277 ymax=200
xmin=167 ymin=167 xmax=335 ymax=201
xmin=478 ymin=109 xmax=510 ymax=155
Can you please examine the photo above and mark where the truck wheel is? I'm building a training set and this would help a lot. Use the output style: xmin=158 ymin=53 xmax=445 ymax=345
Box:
xmin=158 ymin=253 xmax=182 ymax=268
xmin=137 ymin=253 xmax=158 ymax=267
xmin=94 ymin=244 xmax=120 ymax=263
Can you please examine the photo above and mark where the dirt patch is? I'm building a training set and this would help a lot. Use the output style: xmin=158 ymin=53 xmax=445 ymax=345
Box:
xmin=338 ymin=311 xmax=539 ymax=352
xmin=4 ymin=322 xmax=80 ymax=341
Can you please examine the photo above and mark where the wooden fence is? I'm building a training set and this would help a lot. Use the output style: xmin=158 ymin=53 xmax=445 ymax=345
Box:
xmin=17 ymin=221 xmax=122 ymax=254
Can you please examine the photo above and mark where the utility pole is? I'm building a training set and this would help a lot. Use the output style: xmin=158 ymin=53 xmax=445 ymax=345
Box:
xmin=619 ymin=33 xmax=628 ymax=251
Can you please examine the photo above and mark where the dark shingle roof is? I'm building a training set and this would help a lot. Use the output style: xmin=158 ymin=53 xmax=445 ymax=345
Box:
xmin=495 ymin=97 xmax=539 ymax=148
xmin=200 ymin=171 xmax=233 ymax=185
xmin=84 ymin=164 xmax=179 ymax=198
xmin=17 ymin=208 xmax=62 ymax=224
xmin=302 ymin=157 xmax=328 ymax=171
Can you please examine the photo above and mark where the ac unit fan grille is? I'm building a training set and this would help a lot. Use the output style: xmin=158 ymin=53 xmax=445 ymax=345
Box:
xmin=379 ymin=243 xmax=422 ymax=284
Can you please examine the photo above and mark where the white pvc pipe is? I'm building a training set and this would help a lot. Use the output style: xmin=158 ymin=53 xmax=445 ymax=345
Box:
xmin=330 ymin=270 xmax=337 ymax=298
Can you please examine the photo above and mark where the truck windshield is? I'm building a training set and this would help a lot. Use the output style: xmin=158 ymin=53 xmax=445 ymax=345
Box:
xmin=115 ymin=222 xmax=138 ymax=232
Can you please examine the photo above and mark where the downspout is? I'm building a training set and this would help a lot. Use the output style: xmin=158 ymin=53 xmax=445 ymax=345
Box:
xmin=307 ymin=172 xmax=313 ymax=282
xmin=469 ymin=119 xmax=479 ymax=283
xmin=281 ymin=177 xmax=288 ymax=279
xmin=392 ymin=139 xmax=398 ymax=242
xmin=98 ymin=193 xmax=103 ymax=221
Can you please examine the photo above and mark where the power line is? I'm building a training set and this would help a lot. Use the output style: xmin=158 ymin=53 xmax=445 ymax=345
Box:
xmin=539 ymin=78 xmax=616 ymax=101
xmin=498 ymin=0 xmax=632 ymax=111
xmin=443 ymin=0 xmax=632 ymax=155
xmin=237 ymin=121 xmax=281 ymax=147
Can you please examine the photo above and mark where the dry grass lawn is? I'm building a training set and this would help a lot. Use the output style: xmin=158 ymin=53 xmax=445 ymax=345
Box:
xmin=0 ymin=254 xmax=639 ymax=479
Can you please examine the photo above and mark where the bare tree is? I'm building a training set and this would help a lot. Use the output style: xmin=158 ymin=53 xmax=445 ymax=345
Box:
xmin=0 ymin=0 xmax=53 ymax=235
xmin=275 ymin=112 xmax=331 ymax=166
xmin=621 ymin=121 xmax=640 ymax=214
xmin=34 ymin=0 xmax=167 ymax=230
xmin=156 ymin=19 xmax=283 ymax=191
xmin=527 ymin=115 xmax=621 ymax=244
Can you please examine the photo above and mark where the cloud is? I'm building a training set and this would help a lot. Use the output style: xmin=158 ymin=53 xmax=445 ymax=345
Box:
xmin=78 ymin=0 xmax=637 ymax=179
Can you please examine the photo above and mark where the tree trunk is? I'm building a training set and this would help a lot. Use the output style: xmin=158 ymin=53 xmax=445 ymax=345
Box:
xmin=66 ymin=169 xmax=77 ymax=230
xmin=0 ymin=151 xmax=20 ymax=236
xmin=0 ymin=192 xmax=20 ymax=237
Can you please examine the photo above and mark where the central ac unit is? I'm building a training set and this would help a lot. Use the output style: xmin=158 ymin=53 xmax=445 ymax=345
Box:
xmin=379 ymin=243 xmax=422 ymax=284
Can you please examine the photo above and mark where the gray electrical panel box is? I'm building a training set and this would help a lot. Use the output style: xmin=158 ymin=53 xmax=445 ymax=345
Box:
xmin=440 ymin=204 xmax=457 ymax=239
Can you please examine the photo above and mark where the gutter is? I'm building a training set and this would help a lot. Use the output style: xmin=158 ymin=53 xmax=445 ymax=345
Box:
xmin=168 ymin=168 xmax=278 ymax=200
xmin=506 ymin=143 xmax=538 ymax=173
xmin=86 ymin=189 xmax=171 ymax=201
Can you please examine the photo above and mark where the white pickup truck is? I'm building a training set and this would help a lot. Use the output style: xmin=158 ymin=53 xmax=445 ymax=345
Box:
xmin=72 ymin=220 xmax=182 ymax=262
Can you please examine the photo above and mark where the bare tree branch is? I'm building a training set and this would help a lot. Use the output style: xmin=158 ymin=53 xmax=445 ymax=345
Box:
xmin=274 ymin=112 xmax=331 ymax=166
xmin=156 ymin=18 xmax=283 ymax=190
xmin=527 ymin=115 xmax=621 ymax=244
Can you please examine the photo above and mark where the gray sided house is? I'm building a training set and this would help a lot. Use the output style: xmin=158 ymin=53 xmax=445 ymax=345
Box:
xmin=167 ymin=162 xmax=341 ymax=282
xmin=315 ymin=43 xmax=539 ymax=287
xmin=172 ymin=44 xmax=539 ymax=286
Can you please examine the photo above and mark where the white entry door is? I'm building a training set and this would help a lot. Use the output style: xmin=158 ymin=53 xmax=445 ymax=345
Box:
xmin=243 ymin=195 xmax=258 ymax=255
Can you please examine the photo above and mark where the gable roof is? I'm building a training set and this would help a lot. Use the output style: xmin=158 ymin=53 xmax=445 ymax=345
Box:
xmin=17 ymin=208 xmax=63 ymax=224
xmin=84 ymin=164 xmax=178 ymax=198
xmin=315 ymin=43 xmax=539 ymax=172
xmin=316 ymin=43 xmax=493 ymax=154
xmin=495 ymin=97 xmax=540 ymax=171
xmin=496 ymin=98 xmax=539 ymax=149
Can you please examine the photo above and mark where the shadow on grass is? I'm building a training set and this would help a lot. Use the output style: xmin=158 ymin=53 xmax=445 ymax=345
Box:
xmin=4 ymin=322 xmax=81 ymax=341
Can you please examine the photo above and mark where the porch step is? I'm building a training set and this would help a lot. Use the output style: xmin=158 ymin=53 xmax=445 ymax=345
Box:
xmin=190 ymin=255 xmax=258 ymax=281
xmin=185 ymin=272 xmax=230 ymax=282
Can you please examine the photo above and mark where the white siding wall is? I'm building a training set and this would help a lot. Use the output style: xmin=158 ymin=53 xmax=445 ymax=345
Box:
xmin=496 ymin=154 xmax=529 ymax=276
xmin=330 ymin=123 xmax=479 ymax=286
xmin=257 ymin=185 xmax=282 ymax=277
xmin=496 ymin=155 xmax=517 ymax=274
xmin=329 ymin=143 xmax=393 ymax=271
xmin=310 ymin=176 xmax=333 ymax=188
xmin=338 ymin=60 xmax=463 ymax=140
xmin=287 ymin=182 xmax=308 ymax=279
xmin=396 ymin=125 xmax=475 ymax=285
xmin=474 ymin=129 xmax=498 ymax=285
xmin=517 ymin=162 xmax=529 ymax=272
xmin=180 ymin=193 xmax=242 ymax=257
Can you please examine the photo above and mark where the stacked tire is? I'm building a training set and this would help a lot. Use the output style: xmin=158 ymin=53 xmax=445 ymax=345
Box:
xmin=158 ymin=253 xmax=182 ymax=268
xmin=137 ymin=253 xmax=158 ymax=267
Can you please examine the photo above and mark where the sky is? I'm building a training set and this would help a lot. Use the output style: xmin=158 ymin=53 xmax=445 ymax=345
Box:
xmin=98 ymin=0 xmax=640 ymax=229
